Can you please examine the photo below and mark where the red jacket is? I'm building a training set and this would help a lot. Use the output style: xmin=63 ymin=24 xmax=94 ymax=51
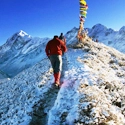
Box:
xmin=45 ymin=37 xmax=67 ymax=56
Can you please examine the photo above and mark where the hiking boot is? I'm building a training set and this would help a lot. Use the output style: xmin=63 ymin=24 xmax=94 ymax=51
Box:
xmin=55 ymin=81 xmax=60 ymax=86
xmin=55 ymin=81 xmax=60 ymax=89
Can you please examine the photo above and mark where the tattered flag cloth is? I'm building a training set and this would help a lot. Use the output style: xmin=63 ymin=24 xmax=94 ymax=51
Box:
xmin=80 ymin=0 xmax=86 ymax=5
xmin=77 ymin=0 xmax=88 ymax=41
xmin=79 ymin=0 xmax=88 ymax=29
xmin=79 ymin=0 xmax=88 ymax=24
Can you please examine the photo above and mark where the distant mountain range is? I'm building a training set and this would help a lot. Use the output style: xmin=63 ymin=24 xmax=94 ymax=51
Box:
xmin=0 ymin=24 xmax=125 ymax=79
xmin=65 ymin=24 xmax=125 ymax=53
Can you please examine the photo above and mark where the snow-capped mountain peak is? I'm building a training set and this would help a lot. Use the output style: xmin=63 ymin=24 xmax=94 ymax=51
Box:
xmin=18 ymin=30 xmax=29 ymax=37
xmin=91 ymin=23 xmax=107 ymax=32
xmin=0 ymin=30 xmax=50 ymax=78
xmin=0 ymin=30 xmax=32 ymax=54
xmin=7 ymin=30 xmax=31 ymax=46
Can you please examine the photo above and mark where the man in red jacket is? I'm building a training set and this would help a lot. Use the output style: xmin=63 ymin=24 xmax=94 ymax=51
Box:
xmin=45 ymin=35 xmax=67 ymax=86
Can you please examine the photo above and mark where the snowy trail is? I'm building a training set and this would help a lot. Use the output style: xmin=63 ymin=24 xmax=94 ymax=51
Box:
xmin=47 ymin=49 xmax=88 ymax=125
xmin=29 ymin=86 xmax=59 ymax=125
xmin=29 ymin=54 xmax=69 ymax=125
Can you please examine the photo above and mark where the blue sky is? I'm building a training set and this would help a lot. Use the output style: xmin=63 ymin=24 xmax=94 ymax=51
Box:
xmin=0 ymin=0 xmax=125 ymax=46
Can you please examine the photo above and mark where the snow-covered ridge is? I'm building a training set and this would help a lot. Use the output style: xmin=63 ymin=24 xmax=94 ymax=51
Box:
xmin=0 ymin=39 xmax=125 ymax=125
